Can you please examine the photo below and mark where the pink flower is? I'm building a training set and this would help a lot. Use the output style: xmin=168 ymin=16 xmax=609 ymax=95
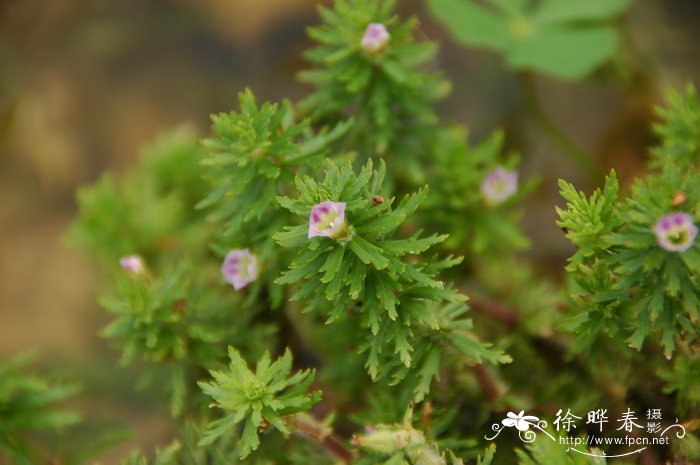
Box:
xmin=221 ymin=249 xmax=259 ymax=290
xmin=654 ymin=212 xmax=698 ymax=253
xmin=308 ymin=201 xmax=348 ymax=240
xmin=361 ymin=23 xmax=390 ymax=55
xmin=481 ymin=167 xmax=518 ymax=205
xmin=119 ymin=255 xmax=145 ymax=274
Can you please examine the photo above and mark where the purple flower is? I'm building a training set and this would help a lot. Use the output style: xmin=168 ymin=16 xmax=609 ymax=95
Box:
xmin=120 ymin=255 xmax=145 ymax=274
xmin=308 ymin=201 xmax=348 ymax=240
xmin=654 ymin=212 xmax=698 ymax=253
xmin=481 ymin=167 xmax=518 ymax=205
xmin=221 ymin=249 xmax=259 ymax=290
xmin=361 ymin=23 xmax=390 ymax=55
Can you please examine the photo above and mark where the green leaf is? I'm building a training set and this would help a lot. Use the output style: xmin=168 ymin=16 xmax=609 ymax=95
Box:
xmin=477 ymin=444 xmax=497 ymax=465
xmin=320 ymin=246 xmax=345 ymax=283
xmin=507 ymin=25 xmax=617 ymax=80
xmin=413 ymin=347 xmax=441 ymax=402
xmin=535 ymin=0 xmax=631 ymax=24
xmin=428 ymin=0 xmax=632 ymax=79
xmin=426 ymin=0 xmax=510 ymax=50
xmin=199 ymin=347 xmax=320 ymax=456
xmin=489 ymin=0 xmax=529 ymax=16
xmin=349 ymin=236 xmax=390 ymax=270
xmin=447 ymin=332 xmax=510 ymax=364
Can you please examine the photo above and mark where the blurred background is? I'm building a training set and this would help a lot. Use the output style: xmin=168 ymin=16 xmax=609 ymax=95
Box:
xmin=1 ymin=0 xmax=699 ymax=462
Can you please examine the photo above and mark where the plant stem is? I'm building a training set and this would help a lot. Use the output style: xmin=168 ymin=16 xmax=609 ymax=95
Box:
xmin=518 ymin=71 xmax=604 ymax=179
xmin=291 ymin=413 xmax=353 ymax=463
xmin=472 ymin=364 xmax=501 ymax=403
xmin=470 ymin=298 xmax=520 ymax=328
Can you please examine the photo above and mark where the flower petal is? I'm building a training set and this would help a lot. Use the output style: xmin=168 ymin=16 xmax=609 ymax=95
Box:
xmin=221 ymin=249 xmax=260 ymax=290
xmin=515 ymin=419 xmax=530 ymax=431
xmin=502 ymin=419 xmax=517 ymax=427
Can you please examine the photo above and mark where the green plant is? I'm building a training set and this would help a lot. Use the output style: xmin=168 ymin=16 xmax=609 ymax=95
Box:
xmin=23 ymin=1 xmax=699 ymax=464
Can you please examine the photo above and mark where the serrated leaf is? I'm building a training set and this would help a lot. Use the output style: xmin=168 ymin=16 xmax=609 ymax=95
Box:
xmin=349 ymin=236 xmax=390 ymax=269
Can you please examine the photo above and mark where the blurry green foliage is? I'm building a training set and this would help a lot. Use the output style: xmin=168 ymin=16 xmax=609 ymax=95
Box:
xmin=424 ymin=127 xmax=533 ymax=257
xmin=427 ymin=0 xmax=632 ymax=79
xmin=516 ymin=430 xmax=610 ymax=465
xmin=0 ymin=353 xmax=80 ymax=465
xmin=68 ymin=127 xmax=211 ymax=267
xmin=651 ymin=84 xmax=700 ymax=170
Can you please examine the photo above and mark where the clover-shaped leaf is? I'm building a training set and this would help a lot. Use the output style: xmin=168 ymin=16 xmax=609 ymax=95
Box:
xmin=427 ymin=0 xmax=632 ymax=79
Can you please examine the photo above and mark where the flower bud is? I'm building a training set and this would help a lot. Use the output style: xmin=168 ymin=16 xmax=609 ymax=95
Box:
xmin=308 ymin=201 xmax=349 ymax=240
xmin=481 ymin=167 xmax=518 ymax=205
xmin=654 ymin=212 xmax=698 ymax=252
xmin=119 ymin=255 xmax=145 ymax=275
xmin=361 ymin=23 xmax=390 ymax=55
xmin=353 ymin=425 xmax=425 ymax=454
xmin=407 ymin=446 xmax=446 ymax=465
xmin=221 ymin=249 xmax=259 ymax=290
